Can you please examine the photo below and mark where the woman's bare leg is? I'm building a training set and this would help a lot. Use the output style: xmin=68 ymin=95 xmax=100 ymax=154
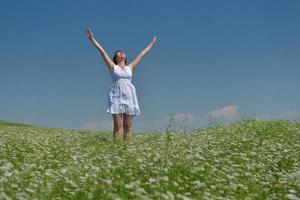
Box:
xmin=112 ymin=114 xmax=123 ymax=140
xmin=123 ymin=114 xmax=133 ymax=143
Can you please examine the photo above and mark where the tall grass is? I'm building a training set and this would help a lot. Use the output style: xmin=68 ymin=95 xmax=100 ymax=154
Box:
xmin=0 ymin=118 xmax=299 ymax=199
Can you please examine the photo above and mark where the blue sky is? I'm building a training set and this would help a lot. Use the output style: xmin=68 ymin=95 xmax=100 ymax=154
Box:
xmin=1 ymin=0 xmax=300 ymax=132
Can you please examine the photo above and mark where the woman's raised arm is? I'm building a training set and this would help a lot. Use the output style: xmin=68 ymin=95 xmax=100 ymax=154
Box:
xmin=129 ymin=36 xmax=157 ymax=72
xmin=86 ymin=28 xmax=115 ymax=71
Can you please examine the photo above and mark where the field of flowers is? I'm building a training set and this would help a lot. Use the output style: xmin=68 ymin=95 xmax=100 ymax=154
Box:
xmin=0 ymin=118 xmax=299 ymax=199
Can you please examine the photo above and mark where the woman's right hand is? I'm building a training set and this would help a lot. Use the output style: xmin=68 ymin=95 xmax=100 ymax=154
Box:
xmin=86 ymin=28 xmax=94 ymax=39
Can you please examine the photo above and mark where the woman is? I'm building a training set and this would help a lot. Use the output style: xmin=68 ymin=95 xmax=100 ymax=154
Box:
xmin=86 ymin=28 xmax=157 ymax=143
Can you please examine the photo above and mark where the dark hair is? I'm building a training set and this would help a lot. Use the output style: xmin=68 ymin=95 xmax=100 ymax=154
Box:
xmin=113 ymin=50 xmax=127 ymax=65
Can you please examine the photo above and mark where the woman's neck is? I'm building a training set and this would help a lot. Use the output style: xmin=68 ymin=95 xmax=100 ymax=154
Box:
xmin=118 ymin=61 xmax=126 ymax=68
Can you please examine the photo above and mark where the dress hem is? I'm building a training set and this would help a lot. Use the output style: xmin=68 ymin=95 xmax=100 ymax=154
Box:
xmin=106 ymin=111 xmax=141 ymax=116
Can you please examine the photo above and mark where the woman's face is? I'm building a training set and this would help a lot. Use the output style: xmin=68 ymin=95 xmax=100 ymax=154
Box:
xmin=116 ymin=51 xmax=126 ymax=63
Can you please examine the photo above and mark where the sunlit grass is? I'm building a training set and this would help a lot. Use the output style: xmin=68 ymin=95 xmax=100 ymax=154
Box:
xmin=0 ymin=118 xmax=299 ymax=199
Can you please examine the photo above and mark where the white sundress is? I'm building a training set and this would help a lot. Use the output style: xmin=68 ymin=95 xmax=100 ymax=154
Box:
xmin=106 ymin=64 xmax=141 ymax=116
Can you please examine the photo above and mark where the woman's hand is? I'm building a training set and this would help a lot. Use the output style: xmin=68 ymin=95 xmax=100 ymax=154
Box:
xmin=86 ymin=28 xmax=94 ymax=40
xmin=152 ymin=36 xmax=157 ymax=44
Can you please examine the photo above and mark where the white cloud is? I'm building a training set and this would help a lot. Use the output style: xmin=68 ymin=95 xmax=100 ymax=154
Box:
xmin=209 ymin=105 xmax=239 ymax=120
xmin=257 ymin=110 xmax=300 ymax=120
xmin=158 ymin=106 xmax=241 ymax=132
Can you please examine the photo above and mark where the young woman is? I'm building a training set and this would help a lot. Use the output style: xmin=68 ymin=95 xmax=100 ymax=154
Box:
xmin=86 ymin=28 xmax=157 ymax=143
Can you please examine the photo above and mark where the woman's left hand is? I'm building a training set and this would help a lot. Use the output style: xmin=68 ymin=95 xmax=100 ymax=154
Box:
xmin=152 ymin=36 xmax=157 ymax=44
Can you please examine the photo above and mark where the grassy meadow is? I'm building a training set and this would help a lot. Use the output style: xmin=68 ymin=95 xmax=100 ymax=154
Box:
xmin=0 ymin=118 xmax=299 ymax=199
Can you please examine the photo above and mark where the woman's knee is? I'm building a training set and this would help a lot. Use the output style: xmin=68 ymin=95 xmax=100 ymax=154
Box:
xmin=123 ymin=124 xmax=131 ymax=132
xmin=114 ymin=121 xmax=122 ymax=130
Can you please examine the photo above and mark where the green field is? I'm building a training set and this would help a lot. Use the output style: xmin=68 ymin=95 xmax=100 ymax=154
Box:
xmin=0 ymin=118 xmax=299 ymax=199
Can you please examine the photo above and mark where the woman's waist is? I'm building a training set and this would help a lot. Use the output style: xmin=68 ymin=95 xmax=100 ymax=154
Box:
xmin=113 ymin=78 xmax=132 ymax=83
xmin=111 ymin=79 xmax=134 ymax=86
